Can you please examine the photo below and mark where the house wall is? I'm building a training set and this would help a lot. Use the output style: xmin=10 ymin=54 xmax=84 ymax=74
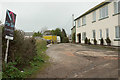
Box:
xmin=76 ymin=2 xmax=119 ymax=46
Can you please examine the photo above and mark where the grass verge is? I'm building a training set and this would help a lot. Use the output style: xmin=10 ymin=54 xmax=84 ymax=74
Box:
xmin=2 ymin=39 xmax=50 ymax=78
xmin=24 ymin=39 xmax=50 ymax=78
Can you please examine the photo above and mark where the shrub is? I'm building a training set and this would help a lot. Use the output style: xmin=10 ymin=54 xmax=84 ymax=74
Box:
xmin=105 ymin=37 xmax=111 ymax=46
xmin=88 ymin=39 xmax=91 ymax=45
xmin=62 ymin=37 xmax=69 ymax=43
xmin=93 ymin=38 xmax=97 ymax=45
xmin=2 ymin=29 xmax=37 ymax=69
xmin=84 ymin=37 xmax=88 ymax=44
xmin=72 ymin=33 xmax=75 ymax=43
xmin=100 ymin=38 xmax=104 ymax=45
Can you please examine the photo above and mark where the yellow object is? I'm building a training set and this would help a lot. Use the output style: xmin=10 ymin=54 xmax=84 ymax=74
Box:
xmin=43 ymin=35 xmax=57 ymax=43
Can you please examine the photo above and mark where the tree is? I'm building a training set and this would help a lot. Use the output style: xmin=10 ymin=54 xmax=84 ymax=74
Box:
xmin=72 ymin=33 xmax=75 ymax=43
xmin=61 ymin=28 xmax=69 ymax=43
xmin=33 ymin=31 xmax=43 ymax=37
xmin=62 ymin=28 xmax=67 ymax=37
xmin=54 ymin=28 xmax=61 ymax=36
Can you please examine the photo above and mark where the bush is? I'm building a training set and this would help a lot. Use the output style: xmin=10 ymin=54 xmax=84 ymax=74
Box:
xmin=62 ymin=37 xmax=69 ymax=43
xmin=72 ymin=33 xmax=75 ymax=43
xmin=93 ymin=38 xmax=97 ymax=45
xmin=100 ymin=38 xmax=104 ymax=45
xmin=2 ymin=29 xmax=36 ymax=69
xmin=105 ymin=37 xmax=111 ymax=46
xmin=84 ymin=37 xmax=88 ymax=44
xmin=88 ymin=39 xmax=91 ymax=45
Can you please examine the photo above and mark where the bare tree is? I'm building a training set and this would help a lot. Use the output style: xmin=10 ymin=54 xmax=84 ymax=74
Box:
xmin=41 ymin=26 xmax=48 ymax=33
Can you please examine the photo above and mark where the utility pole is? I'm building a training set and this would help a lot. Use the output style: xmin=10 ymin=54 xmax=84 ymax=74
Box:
xmin=72 ymin=14 xmax=74 ymax=28
xmin=71 ymin=14 xmax=74 ymax=43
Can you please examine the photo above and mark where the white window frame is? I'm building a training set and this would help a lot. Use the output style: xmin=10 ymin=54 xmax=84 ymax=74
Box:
xmin=115 ymin=26 xmax=120 ymax=38
xmin=99 ymin=5 xmax=108 ymax=19
xmin=77 ymin=20 xmax=79 ymax=28
xmin=78 ymin=19 xmax=81 ymax=27
xmin=92 ymin=11 xmax=96 ymax=22
xmin=114 ymin=1 xmax=120 ymax=14
xmin=82 ymin=16 xmax=86 ymax=26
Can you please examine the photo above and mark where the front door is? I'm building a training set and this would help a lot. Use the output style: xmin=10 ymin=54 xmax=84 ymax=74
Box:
xmin=78 ymin=33 xmax=81 ymax=43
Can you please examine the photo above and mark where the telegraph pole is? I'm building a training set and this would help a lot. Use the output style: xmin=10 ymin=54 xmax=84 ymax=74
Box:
xmin=72 ymin=14 xmax=74 ymax=28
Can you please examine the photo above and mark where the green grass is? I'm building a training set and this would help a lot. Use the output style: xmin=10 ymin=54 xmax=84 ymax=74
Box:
xmin=0 ymin=72 xmax=2 ymax=79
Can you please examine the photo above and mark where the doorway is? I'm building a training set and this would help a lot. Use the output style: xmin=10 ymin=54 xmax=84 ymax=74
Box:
xmin=77 ymin=33 xmax=81 ymax=43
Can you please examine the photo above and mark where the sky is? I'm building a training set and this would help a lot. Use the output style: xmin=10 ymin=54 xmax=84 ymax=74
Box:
xmin=0 ymin=0 xmax=105 ymax=35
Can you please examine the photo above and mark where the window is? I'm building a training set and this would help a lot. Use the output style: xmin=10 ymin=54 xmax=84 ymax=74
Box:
xmin=99 ymin=29 xmax=102 ymax=38
xmin=99 ymin=5 xmax=108 ymax=19
xmin=77 ymin=20 xmax=79 ymax=28
xmin=75 ymin=21 xmax=76 ymax=27
xmin=93 ymin=11 xmax=96 ymax=22
xmin=106 ymin=28 xmax=109 ymax=38
xmin=78 ymin=19 xmax=81 ymax=27
xmin=114 ymin=1 xmax=120 ymax=14
xmin=92 ymin=30 xmax=96 ymax=38
xmin=115 ymin=26 xmax=120 ymax=38
xmin=82 ymin=16 xmax=86 ymax=26
xmin=82 ymin=32 xmax=86 ymax=40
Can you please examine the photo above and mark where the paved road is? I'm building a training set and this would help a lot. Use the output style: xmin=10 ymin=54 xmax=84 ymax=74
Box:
xmin=34 ymin=43 xmax=118 ymax=78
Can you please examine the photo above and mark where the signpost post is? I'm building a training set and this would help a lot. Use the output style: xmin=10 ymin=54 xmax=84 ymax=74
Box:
xmin=4 ymin=10 xmax=16 ymax=63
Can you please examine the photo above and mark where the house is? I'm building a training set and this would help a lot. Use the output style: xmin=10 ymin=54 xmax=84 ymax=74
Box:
xmin=24 ymin=32 xmax=34 ymax=38
xmin=75 ymin=0 xmax=120 ymax=46
xmin=71 ymin=26 xmax=76 ymax=42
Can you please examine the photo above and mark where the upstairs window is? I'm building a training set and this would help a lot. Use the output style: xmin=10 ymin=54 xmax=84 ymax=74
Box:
xmin=114 ymin=1 xmax=120 ymax=14
xmin=99 ymin=5 xmax=108 ymax=19
xmin=82 ymin=16 xmax=86 ymax=26
xmin=92 ymin=11 xmax=96 ymax=22
xmin=115 ymin=26 xmax=120 ymax=38
xmin=78 ymin=19 xmax=81 ymax=27
xmin=77 ymin=20 xmax=79 ymax=28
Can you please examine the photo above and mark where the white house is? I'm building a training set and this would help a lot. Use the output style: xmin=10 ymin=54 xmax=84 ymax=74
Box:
xmin=75 ymin=0 xmax=120 ymax=46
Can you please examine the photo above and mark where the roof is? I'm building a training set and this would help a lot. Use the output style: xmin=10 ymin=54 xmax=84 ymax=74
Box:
xmin=74 ymin=0 xmax=111 ymax=21
xmin=24 ymin=32 xmax=34 ymax=36
xmin=71 ymin=26 xmax=76 ymax=30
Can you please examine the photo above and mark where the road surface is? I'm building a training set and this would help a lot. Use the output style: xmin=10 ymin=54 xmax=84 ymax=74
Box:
xmin=34 ymin=43 xmax=118 ymax=78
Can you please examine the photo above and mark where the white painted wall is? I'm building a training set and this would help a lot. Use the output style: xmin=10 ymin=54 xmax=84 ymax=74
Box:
xmin=76 ymin=2 xmax=119 ymax=46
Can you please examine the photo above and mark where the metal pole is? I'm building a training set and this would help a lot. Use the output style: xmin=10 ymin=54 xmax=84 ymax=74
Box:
xmin=72 ymin=14 xmax=74 ymax=27
xmin=5 ymin=39 xmax=9 ymax=63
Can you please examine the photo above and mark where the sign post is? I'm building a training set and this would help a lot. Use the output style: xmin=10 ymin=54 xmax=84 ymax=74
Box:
xmin=5 ymin=39 xmax=9 ymax=63
xmin=4 ymin=10 xmax=16 ymax=63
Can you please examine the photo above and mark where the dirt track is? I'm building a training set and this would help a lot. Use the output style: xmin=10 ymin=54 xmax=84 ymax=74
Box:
xmin=34 ymin=43 xmax=118 ymax=78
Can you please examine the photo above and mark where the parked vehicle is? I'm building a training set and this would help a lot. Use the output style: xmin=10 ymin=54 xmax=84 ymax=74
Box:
xmin=57 ymin=36 xmax=61 ymax=43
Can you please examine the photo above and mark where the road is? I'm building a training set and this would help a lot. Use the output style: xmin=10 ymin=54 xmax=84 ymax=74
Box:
xmin=34 ymin=43 xmax=118 ymax=78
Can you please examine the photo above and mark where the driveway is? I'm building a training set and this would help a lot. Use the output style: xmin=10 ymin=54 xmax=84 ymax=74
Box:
xmin=34 ymin=43 xmax=118 ymax=78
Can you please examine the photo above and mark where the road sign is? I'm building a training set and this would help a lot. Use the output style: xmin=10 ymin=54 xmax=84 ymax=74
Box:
xmin=4 ymin=10 xmax=16 ymax=40
xmin=4 ymin=10 xmax=16 ymax=63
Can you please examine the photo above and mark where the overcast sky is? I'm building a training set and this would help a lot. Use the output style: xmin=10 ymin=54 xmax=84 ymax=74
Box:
xmin=0 ymin=0 xmax=105 ymax=34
